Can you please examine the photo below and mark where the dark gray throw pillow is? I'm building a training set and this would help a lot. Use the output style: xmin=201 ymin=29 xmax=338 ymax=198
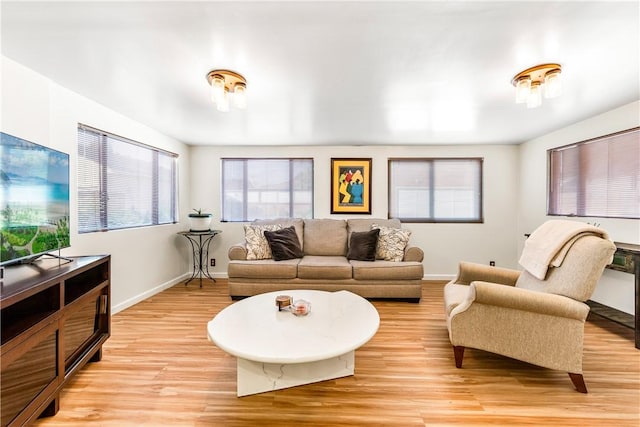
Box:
xmin=264 ymin=226 xmax=304 ymax=261
xmin=347 ymin=229 xmax=380 ymax=261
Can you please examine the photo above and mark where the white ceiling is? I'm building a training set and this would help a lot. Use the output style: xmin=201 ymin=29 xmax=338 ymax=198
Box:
xmin=2 ymin=1 xmax=638 ymax=146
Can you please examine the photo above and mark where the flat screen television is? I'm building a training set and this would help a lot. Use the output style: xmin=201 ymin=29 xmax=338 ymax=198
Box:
xmin=1 ymin=132 xmax=70 ymax=265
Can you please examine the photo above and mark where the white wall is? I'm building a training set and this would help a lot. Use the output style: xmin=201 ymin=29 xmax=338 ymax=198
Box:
xmin=1 ymin=56 xmax=193 ymax=313
xmin=190 ymin=144 xmax=521 ymax=279
xmin=518 ymin=101 xmax=640 ymax=314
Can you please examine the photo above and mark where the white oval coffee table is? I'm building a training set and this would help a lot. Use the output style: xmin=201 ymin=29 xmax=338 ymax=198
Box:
xmin=207 ymin=289 xmax=380 ymax=396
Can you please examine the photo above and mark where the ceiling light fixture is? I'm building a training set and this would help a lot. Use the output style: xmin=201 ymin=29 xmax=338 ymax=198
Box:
xmin=511 ymin=63 xmax=562 ymax=109
xmin=206 ymin=69 xmax=247 ymax=112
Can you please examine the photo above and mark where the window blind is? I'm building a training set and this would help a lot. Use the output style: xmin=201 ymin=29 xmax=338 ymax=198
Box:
xmin=77 ymin=125 xmax=178 ymax=233
xmin=388 ymin=158 xmax=483 ymax=222
xmin=222 ymin=158 xmax=313 ymax=222
xmin=548 ymin=127 xmax=639 ymax=219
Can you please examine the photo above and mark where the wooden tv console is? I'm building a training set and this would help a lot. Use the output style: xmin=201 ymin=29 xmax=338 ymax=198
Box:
xmin=1 ymin=255 xmax=111 ymax=427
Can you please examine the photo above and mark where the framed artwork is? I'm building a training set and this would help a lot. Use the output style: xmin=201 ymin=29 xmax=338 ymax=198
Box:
xmin=330 ymin=158 xmax=372 ymax=214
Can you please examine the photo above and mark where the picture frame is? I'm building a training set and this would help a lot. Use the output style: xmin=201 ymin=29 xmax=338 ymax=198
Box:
xmin=330 ymin=158 xmax=372 ymax=214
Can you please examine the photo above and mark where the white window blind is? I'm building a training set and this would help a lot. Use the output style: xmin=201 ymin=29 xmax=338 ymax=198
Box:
xmin=548 ymin=127 xmax=640 ymax=219
xmin=77 ymin=125 xmax=178 ymax=233
xmin=388 ymin=158 xmax=483 ymax=222
xmin=222 ymin=158 xmax=313 ymax=222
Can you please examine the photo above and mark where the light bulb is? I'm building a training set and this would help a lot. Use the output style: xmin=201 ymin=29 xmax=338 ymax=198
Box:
xmin=233 ymin=82 xmax=247 ymax=109
xmin=527 ymin=81 xmax=542 ymax=108
xmin=216 ymin=87 xmax=230 ymax=112
xmin=211 ymin=74 xmax=226 ymax=105
xmin=544 ymin=69 xmax=562 ymax=99
xmin=515 ymin=77 xmax=531 ymax=104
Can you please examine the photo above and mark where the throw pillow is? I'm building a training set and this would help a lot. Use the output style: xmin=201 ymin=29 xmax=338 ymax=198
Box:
xmin=347 ymin=229 xmax=380 ymax=261
xmin=372 ymin=224 xmax=411 ymax=262
xmin=244 ymin=224 xmax=283 ymax=260
xmin=264 ymin=226 xmax=304 ymax=261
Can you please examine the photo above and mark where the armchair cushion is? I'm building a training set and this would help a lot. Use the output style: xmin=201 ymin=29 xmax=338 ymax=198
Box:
xmin=516 ymin=235 xmax=616 ymax=301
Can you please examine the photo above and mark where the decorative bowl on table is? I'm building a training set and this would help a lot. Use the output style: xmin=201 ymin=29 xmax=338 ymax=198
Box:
xmin=291 ymin=299 xmax=311 ymax=316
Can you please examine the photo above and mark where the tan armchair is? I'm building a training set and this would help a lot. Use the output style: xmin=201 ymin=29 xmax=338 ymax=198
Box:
xmin=443 ymin=220 xmax=616 ymax=392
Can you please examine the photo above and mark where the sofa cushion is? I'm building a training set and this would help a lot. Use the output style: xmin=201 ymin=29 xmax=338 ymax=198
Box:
xmin=347 ymin=229 xmax=380 ymax=261
xmin=297 ymin=255 xmax=353 ymax=279
xmin=264 ymin=226 xmax=304 ymax=261
xmin=244 ymin=224 xmax=283 ymax=260
xmin=350 ymin=260 xmax=423 ymax=281
xmin=373 ymin=225 xmax=411 ymax=261
xmin=228 ymin=259 xmax=300 ymax=279
xmin=252 ymin=218 xmax=304 ymax=250
xmin=347 ymin=218 xmax=401 ymax=234
xmin=303 ymin=219 xmax=348 ymax=256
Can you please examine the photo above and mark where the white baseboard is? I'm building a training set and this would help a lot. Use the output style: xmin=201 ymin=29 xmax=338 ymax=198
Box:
xmin=424 ymin=274 xmax=455 ymax=281
xmin=111 ymin=274 xmax=189 ymax=315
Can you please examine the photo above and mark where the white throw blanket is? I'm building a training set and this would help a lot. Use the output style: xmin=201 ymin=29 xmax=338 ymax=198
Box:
xmin=519 ymin=220 xmax=610 ymax=280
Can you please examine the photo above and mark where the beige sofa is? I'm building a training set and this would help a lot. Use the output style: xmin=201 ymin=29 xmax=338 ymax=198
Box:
xmin=228 ymin=218 xmax=424 ymax=301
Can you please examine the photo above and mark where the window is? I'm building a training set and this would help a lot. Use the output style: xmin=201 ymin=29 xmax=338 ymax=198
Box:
xmin=77 ymin=125 xmax=178 ymax=233
xmin=222 ymin=158 xmax=313 ymax=222
xmin=388 ymin=158 xmax=483 ymax=222
xmin=548 ymin=127 xmax=639 ymax=219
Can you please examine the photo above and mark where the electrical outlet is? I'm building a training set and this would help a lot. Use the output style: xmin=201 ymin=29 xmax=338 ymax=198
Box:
xmin=210 ymin=258 xmax=216 ymax=267
xmin=489 ymin=261 xmax=495 ymax=266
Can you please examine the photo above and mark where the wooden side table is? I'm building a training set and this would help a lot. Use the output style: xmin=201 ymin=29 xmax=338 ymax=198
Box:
xmin=178 ymin=230 xmax=222 ymax=287
xmin=606 ymin=242 xmax=640 ymax=349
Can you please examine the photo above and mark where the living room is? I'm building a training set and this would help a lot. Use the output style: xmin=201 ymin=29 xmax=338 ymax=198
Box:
xmin=1 ymin=1 xmax=639 ymax=425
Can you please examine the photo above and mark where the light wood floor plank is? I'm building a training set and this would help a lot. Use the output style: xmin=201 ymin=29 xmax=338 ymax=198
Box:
xmin=32 ymin=280 xmax=639 ymax=426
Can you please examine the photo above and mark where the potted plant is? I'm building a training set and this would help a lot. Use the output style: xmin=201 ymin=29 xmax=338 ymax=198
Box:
xmin=188 ymin=208 xmax=212 ymax=231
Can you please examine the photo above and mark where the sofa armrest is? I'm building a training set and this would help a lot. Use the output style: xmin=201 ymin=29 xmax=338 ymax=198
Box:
xmin=459 ymin=281 xmax=589 ymax=321
xmin=403 ymin=245 xmax=424 ymax=262
xmin=453 ymin=261 xmax=520 ymax=286
xmin=228 ymin=242 xmax=248 ymax=260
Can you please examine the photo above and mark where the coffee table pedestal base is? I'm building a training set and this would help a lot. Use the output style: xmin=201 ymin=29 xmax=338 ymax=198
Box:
xmin=237 ymin=351 xmax=355 ymax=397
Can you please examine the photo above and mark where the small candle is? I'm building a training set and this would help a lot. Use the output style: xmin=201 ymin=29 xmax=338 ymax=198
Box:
xmin=275 ymin=295 xmax=291 ymax=311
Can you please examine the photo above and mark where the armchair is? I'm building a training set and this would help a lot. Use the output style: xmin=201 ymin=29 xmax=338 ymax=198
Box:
xmin=444 ymin=220 xmax=616 ymax=392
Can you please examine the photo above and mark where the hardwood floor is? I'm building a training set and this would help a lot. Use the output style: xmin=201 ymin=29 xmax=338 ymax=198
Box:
xmin=33 ymin=280 xmax=639 ymax=426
